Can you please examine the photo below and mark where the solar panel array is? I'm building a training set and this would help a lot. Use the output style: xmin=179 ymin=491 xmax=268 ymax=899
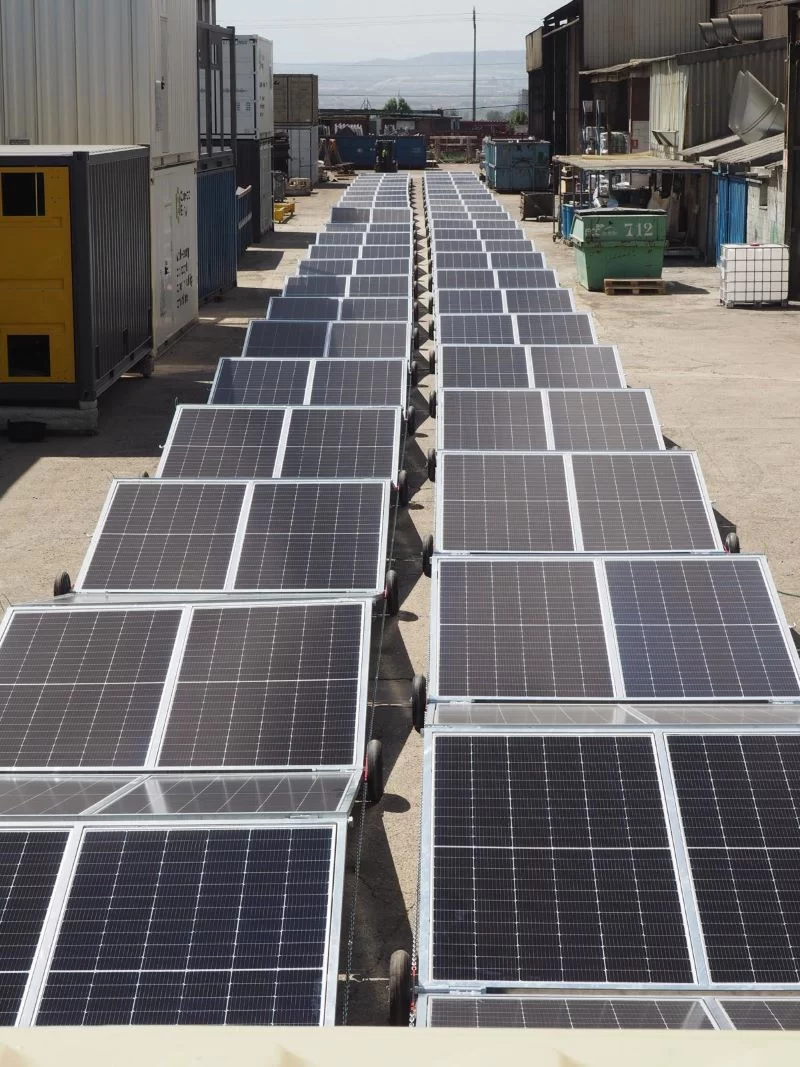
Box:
xmin=0 ymin=172 xmax=420 ymax=1028
xmin=415 ymin=170 xmax=800 ymax=1029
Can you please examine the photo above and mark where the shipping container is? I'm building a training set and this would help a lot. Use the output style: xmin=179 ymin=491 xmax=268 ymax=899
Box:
xmin=278 ymin=125 xmax=320 ymax=184
xmin=228 ymin=36 xmax=274 ymax=139
xmin=236 ymin=139 xmax=273 ymax=238
xmin=198 ymin=167 xmax=238 ymax=301
xmin=484 ymin=139 xmax=550 ymax=192
xmin=0 ymin=1 xmax=198 ymax=168
xmin=0 ymin=146 xmax=152 ymax=429
xmin=332 ymin=135 xmax=427 ymax=170
xmin=274 ymin=75 xmax=319 ymax=125
xmin=198 ymin=22 xmax=236 ymax=168
xmin=151 ymin=162 xmax=199 ymax=352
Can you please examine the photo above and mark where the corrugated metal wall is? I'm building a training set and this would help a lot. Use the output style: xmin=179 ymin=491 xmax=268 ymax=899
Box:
xmin=198 ymin=167 xmax=238 ymax=302
xmin=583 ymin=0 xmax=709 ymax=70
xmin=712 ymin=0 xmax=788 ymax=41
xmin=87 ymin=153 xmax=152 ymax=388
xmin=746 ymin=172 xmax=785 ymax=244
xmin=526 ymin=28 xmax=543 ymax=72
xmin=683 ymin=38 xmax=787 ymax=148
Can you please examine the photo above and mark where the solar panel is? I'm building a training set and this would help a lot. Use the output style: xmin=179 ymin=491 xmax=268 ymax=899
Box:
xmin=439 ymin=390 xmax=549 ymax=451
xmin=497 ymin=270 xmax=559 ymax=289
xmin=309 ymin=359 xmax=406 ymax=406
xmin=209 ymin=358 xmax=309 ymax=405
xmin=424 ymin=997 xmax=715 ymax=1030
xmin=354 ymin=257 xmax=413 ymax=276
xmin=95 ymin=773 xmax=354 ymax=816
xmin=490 ymin=253 xmax=545 ymax=269
xmin=317 ymin=232 xmax=363 ymax=246
xmin=483 ymin=240 xmax=537 ymax=253
xmin=437 ymin=346 xmax=531 ymax=389
xmin=432 ymin=240 xmax=485 ymax=253
xmin=0 ymin=831 xmax=68 ymax=1024
xmin=159 ymin=408 xmax=285 ymax=479
xmin=359 ymin=245 xmax=412 ymax=260
xmin=327 ymin=322 xmax=410 ymax=359
xmin=309 ymin=245 xmax=363 ymax=260
xmin=243 ymin=320 xmax=329 ymax=358
xmin=34 ymin=825 xmax=337 ymax=1025
xmin=530 ymin=346 xmax=625 ymax=389
xmin=572 ymin=452 xmax=718 ymax=551
xmin=429 ymin=733 xmax=693 ymax=983
xmin=670 ymin=735 xmax=800 ymax=983
xmin=0 ymin=606 xmax=183 ymax=767
xmin=339 ymin=297 xmax=411 ymax=321
xmin=438 ymin=453 xmax=574 ymax=552
xmin=436 ymin=253 xmax=492 ymax=271
xmin=437 ymin=290 xmax=504 ymax=314
xmin=347 ymin=275 xmax=410 ymax=297
xmin=504 ymin=290 xmax=576 ymax=313
xmin=298 ymin=258 xmax=360 ymax=276
xmin=283 ymin=276 xmax=348 ymax=297
xmin=280 ymin=409 xmax=400 ymax=478
xmin=548 ymin=391 xmax=662 ymax=451
xmin=434 ymin=270 xmax=496 ymax=290
xmin=608 ymin=558 xmax=800 ymax=700
xmin=430 ymin=703 xmax=648 ymax=727
xmin=720 ymin=1000 xmax=800 ymax=1030
xmin=364 ymin=232 xmax=414 ymax=245
xmin=435 ymin=559 xmax=614 ymax=698
xmin=515 ymin=313 xmax=596 ymax=344
xmin=438 ymin=314 xmax=515 ymax=345
xmin=267 ymin=297 xmax=340 ymax=321
xmin=0 ymin=777 xmax=132 ymax=817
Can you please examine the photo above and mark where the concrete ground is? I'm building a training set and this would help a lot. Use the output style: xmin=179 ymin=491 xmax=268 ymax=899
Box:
xmin=0 ymin=166 xmax=799 ymax=1025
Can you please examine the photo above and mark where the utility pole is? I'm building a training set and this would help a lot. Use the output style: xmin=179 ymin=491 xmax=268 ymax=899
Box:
xmin=472 ymin=7 xmax=477 ymax=122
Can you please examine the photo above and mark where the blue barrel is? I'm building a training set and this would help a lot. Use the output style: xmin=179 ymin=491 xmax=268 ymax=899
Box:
xmin=561 ymin=203 xmax=576 ymax=240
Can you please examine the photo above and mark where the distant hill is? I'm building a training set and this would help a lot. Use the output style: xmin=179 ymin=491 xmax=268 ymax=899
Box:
xmin=274 ymin=50 xmax=527 ymax=115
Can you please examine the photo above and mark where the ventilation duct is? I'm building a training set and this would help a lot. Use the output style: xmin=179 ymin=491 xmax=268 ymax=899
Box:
xmin=729 ymin=13 xmax=763 ymax=44
xmin=710 ymin=17 xmax=736 ymax=45
xmin=699 ymin=21 xmax=718 ymax=47
xmin=729 ymin=70 xmax=785 ymax=144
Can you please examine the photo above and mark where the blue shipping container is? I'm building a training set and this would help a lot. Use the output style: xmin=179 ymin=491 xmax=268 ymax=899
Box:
xmin=335 ymin=135 xmax=427 ymax=169
xmin=484 ymin=138 xmax=551 ymax=192
xmin=198 ymin=167 xmax=238 ymax=302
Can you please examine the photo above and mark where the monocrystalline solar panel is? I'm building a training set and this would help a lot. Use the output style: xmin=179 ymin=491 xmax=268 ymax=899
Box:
xmin=434 ymin=270 xmax=495 ymax=290
xmin=439 ymin=314 xmax=515 ymax=345
xmin=440 ymin=391 xmax=548 ymax=451
xmin=436 ymin=560 xmax=614 ymax=698
xmin=267 ymin=298 xmax=340 ymax=321
xmin=572 ymin=453 xmax=718 ymax=551
xmin=243 ymin=320 xmax=329 ymax=358
xmin=438 ymin=346 xmax=530 ymax=389
xmin=0 ymin=777 xmax=132 ymax=817
xmin=309 ymin=359 xmax=406 ymax=406
xmin=426 ymin=997 xmax=714 ymax=1030
xmin=298 ymin=259 xmax=360 ymax=276
xmin=209 ymin=359 xmax=309 ymax=405
xmin=340 ymin=297 xmax=411 ymax=321
xmin=280 ymin=409 xmax=399 ymax=478
xmin=721 ymin=1000 xmax=800 ymax=1030
xmin=504 ymin=290 xmax=576 ymax=313
xmin=347 ymin=275 xmax=410 ymax=297
xmin=437 ymin=290 xmax=504 ymax=314
xmin=515 ymin=313 xmax=595 ymax=345
xmin=327 ymin=322 xmax=409 ymax=359
xmin=430 ymin=734 xmax=693 ymax=983
xmin=354 ymin=258 xmax=413 ymax=276
xmin=317 ymin=232 xmax=364 ymax=246
xmin=439 ymin=453 xmax=574 ymax=552
xmin=490 ymin=253 xmax=545 ymax=270
xmin=309 ymin=245 xmax=362 ymax=260
xmin=529 ymin=346 xmax=624 ymax=389
xmin=432 ymin=240 xmax=485 ymax=253
xmin=436 ymin=253 xmax=492 ymax=271
xmin=496 ymin=270 xmax=559 ymax=289
xmin=483 ymin=240 xmax=537 ymax=253
xmin=0 ymin=608 xmax=182 ymax=767
xmin=35 ymin=826 xmax=335 ymax=1026
xmin=159 ymin=408 xmax=285 ymax=479
xmin=549 ymin=391 xmax=662 ymax=451
xmin=359 ymin=245 xmax=412 ymax=260
xmin=608 ymin=559 xmax=800 ymax=699
xmin=670 ymin=735 xmax=800 ymax=983
xmin=284 ymin=276 xmax=348 ymax=297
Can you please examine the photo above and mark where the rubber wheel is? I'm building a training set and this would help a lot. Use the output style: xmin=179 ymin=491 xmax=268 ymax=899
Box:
xmin=406 ymin=405 xmax=416 ymax=437
xmin=411 ymin=674 xmax=427 ymax=732
xmin=426 ymin=448 xmax=436 ymax=483
xmin=385 ymin=569 xmax=400 ymax=616
xmin=53 ymin=572 xmax=72 ymax=597
xmin=422 ymin=534 xmax=434 ymax=577
xmin=365 ymin=739 xmax=384 ymax=804
xmin=389 ymin=948 xmax=412 ymax=1026
xmin=725 ymin=531 xmax=741 ymax=554
xmin=397 ymin=470 xmax=409 ymax=507
xmin=428 ymin=349 xmax=436 ymax=375
xmin=410 ymin=359 xmax=420 ymax=387
xmin=429 ymin=390 xmax=437 ymax=419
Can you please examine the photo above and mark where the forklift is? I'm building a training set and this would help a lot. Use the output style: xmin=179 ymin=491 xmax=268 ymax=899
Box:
xmin=375 ymin=138 xmax=399 ymax=172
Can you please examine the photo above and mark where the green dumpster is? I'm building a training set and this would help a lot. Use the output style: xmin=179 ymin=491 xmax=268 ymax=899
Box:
xmin=571 ymin=208 xmax=667 ymax=291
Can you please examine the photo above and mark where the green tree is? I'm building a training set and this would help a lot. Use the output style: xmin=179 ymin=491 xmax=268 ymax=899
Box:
xmin=383 ymin=97 xmax=412 ymax=114
xmin=485 ymin=109 xmax=505 ymax=121
xmin=509 ymin=109 xmax=528 ymax=125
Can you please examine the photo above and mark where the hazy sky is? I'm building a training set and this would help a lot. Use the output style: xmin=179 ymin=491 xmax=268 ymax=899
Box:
xmin=217 ymin=1 xmax=552 ymax=64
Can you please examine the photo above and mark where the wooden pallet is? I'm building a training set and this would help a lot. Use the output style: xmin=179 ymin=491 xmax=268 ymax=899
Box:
xmin=273 ymin=201 xmax=296 ymax=224
xmin=604 ymin=277 xmax=666 ymax=296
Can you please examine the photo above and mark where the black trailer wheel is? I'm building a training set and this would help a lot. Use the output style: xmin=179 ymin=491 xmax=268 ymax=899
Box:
xmin=397 ymin=470 xmax=409 ymax=507
xmin=428 ymin=349 xmax=436 ymax=375
xmin=421 ymin=534 xmax=434 ymax=577
xmin=53 ymin=572 xmax=72 ymax=597
xmin=406 ymin=405 xmax=417 ymax=436
xmin=411 ymin=674 xmax=427 ymax=732
xmin=725 ymin=531 xmax=741 ymax=554
xmin=410 ymin=359 xmax=420 ymax=387
xmin=429 ymin=390 xmax=437 ymax=418
xmin=385 ymin=569 xmax=400 ymax=616
xmin=426 ymin=448 xmax=436 ymax=483
xmin=389 ymin=949 xmax=412 ymax=1026
xmin=365 ymin=739 xmax=384 ymax=804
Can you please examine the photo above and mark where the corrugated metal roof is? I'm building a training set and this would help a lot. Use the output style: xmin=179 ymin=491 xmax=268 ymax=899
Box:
xmin=581 ymin=56 xmax=673 ymax=76
xmin=682 ymin=134 xmax=742 ymax=158
xmin=714 ymin=133 xmax=784 ymax=164
xmin=552 ymin=153 xmax=707 ymax=172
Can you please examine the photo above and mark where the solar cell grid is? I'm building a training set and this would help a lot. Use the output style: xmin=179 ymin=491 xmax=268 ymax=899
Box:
xmin=160 ymin=408 xmax=284 ymax=479
xmin=426 ymin=997 xmax=714 ymax=1029
xmin=548 ymin=391 xmax=662 ymax=451
xmin=439 ymin=314 xmax=515 ymax=345
xmin=436 ymin=253 xmax=492 ymax=271
xmin=0 ymin=777 xmax=131 ymax=817
xmin=504 ymin=290 xmax=576 ymax=313
xmin=339 ymin=297 xmax=411 ymax=321
xmin=484 ymin=240 xmax=537 ymax=254
xmin=280 ymin=408 xmax=399 ymax=479
xmin=35 ymin=826 xmax=334 ymax=1026
xmin=310 ymin=359 xmax=405 ymax=406
xmin=497 ymin=270 xmax=559 ymax=289
xmin=490 ymin=253 xmax=546 ymax=269
xmin=441 ymin=390 xmax=548 ymax=451
xmin=283 ymin=276 xmax=348 ymax=297
xmin=243 ymin=320 xmax=329 ymax=358
xmin=721 ymin=1000 xmax=800 ymax=1030
xmin=267 ymin=298 xmax=340 ymax=321
xmin=209 ymin=360 xmax=310 ymax=406
xmin=530 ymin=347 xmax=624 ymax=389
xmin=431 ymin=734 xmax=693 ymax=983
xmin=309 ymin=245 xmax=363 ymax=260
xmin=347 ymin=276 xmax=410 ymax=297
xmin=437 ymin=290 xmax=504 ymax=314
xmin=438 ymin=346 xmax=530 ymax=389
xmin=354 ymin=258 xmax=413 ymax=276
xmin=434 ymin=270 xmax=496 ymax=290
xmin=327 ymin=322 xmax=409 ymax=360
xmin=515 ymin=313 xmax=595 ymax=345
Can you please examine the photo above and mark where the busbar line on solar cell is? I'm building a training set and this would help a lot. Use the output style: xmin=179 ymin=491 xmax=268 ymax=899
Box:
xmin=529 ymin=346 xmax=626 ymax=389
xmin=668 ymin=735 xmax=800 ymax=984
xmin=541 ymin=391 xmax=663 ymax=452
xmin=158 ymin=408 xmax=286 ymax=479
xmin=720 ymin=1000 xmax=800 ymax=1030
xmin=423 ymin=996 xmax=716 ymax=1030
xmin=209 ymin=358 xmax=309 ymax=405
xmin=30 ymin=825 xmax=337 ymax=1026
xmin=439 ymin=391 xmax=551 ymax=451
xmin=429 ymin=734 xmax=695 ymax=984
xmin=437 ymin=346 xmax=531 ymax=389
xmin=209 ymin=358 xmax=407 ymax=408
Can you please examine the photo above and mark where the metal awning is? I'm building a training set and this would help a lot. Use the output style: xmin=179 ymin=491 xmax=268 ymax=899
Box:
xmin=682 ymin=135 xmax=742 ymax=160
xmin=714 ymin=133 xmax=784 ymax=166
xmin=553 ymin=154 xmax=708 ymax=173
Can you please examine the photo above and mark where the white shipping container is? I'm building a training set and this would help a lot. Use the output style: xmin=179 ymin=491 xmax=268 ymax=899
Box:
xmin=227 ymin=36 xmax=274 ymax=139
xmin=0 ymin=0 xmax=198 ymax=167
xmin=281 ymin=125 xmax=319 ymax=185
xmin=151 ymin=162 xmax=199 ymax=351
